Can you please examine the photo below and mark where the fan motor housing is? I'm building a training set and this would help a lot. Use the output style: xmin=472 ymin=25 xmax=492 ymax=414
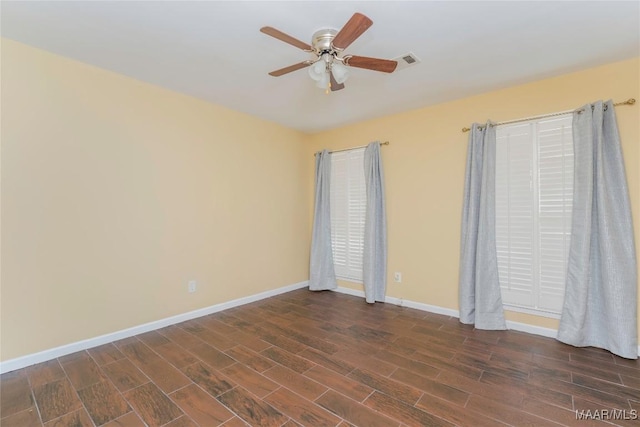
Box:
xmin=311 ymin=29 xmax=338 ymax=54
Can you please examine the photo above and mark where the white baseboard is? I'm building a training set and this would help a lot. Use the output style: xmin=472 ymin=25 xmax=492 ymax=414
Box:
xmin=505 ymin=320 xmax=557 ymax=338
xmin=0 ymin=281 xmax=309 ymax=374
xmin=334 ymin=286 xmax=559 ymax=336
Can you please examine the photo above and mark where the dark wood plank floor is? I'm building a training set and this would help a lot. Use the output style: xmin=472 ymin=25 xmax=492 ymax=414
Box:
xmin=2 ymin=289 xmax=640 ymax=426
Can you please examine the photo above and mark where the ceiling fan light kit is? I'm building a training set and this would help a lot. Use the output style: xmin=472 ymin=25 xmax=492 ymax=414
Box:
xmin=260 ymin=13 xmax=398 ymax=93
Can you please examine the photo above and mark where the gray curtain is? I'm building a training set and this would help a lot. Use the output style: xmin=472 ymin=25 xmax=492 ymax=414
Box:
xmin=458 ymin=122 xmax=507 ymax=330
xmin=363 ymin=142 xmax=387 ymax=303
xmin=557 ymin=100 xmax=637 ymax=359
xmin=309 ymin=150 xmax=338 ymax=291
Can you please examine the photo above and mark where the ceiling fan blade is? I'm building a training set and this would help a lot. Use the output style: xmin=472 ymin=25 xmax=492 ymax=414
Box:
xmin=260 ymin=26 xmax=312 ymax=51
xmin=330 ymin=72 xmax=345 ymax=91
xmin=345 ymin=55 xmax=398 ymax=73
xmin=268 ymin=61 xmax=310 ymax=77
xmin=332 ymin=13 xmax=373 ymax=50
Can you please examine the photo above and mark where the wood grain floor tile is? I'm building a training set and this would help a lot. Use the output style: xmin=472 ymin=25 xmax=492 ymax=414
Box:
xmin=102 ymin=411 xmax=147 ymax=427
xmin=527 ymin=369 xmax=631 ymax=409
xmin=409 ymin=347 xmax=483 ymax=380
xmin=33 ymin=378 xmax=83 ymax=423
xmin=76 ymin=380 xmax=131 ymax=425
xmin=101 ymin=358 xmax=150 ymax=392
xmin=344 ymin=324 xmax=394 ymax=343
xmin=481 ymin=370 xmax=574 ymax=409
xmin=88 ymin=343 xmax=125 ymax=366
xmin=259 ymin=332 xmax=307 ymax=354
xmin=181 ymin=362 xmax=234 ymax=397
xmin=164 ymin=415 xmax=198 ymax=427
xmin=221 ymin=416 xmax=251 ymax=427
xmin=118 ymin=340 xmax=162 ymax=366
xmin=226 ymin=331 xmax=272 ymax=353
xmin=331 ymin=349 xmax=396 ymax=377
xmin=217 ymin=387 xmax=287 ymax=427
xmin=170 ymin=383 xmax=233 ymax=426
xmin=373 ymin=349 xmax=440 ymax=379
xmin=304 ymin=365 xmax=373 ymax=402
xmin=261 ymin=346 xmax=315 ymax=373
xmin=137 ymin=330 xmax=171 ymax=348
xmin=221 ymin=363 xmax=278 ymax=398
xmin=364 ymin=391 xmax=453 ymax=427
xmin=466 ymin=394 xmax=563 ymax=426
xmin=61 ymin=355 xmax=104 ymax=390
xmin=315 ymin=389 xmax=398 ymax=427
xmin=263 ymin=365 xmax=327 ymax=401
xmin=415 ymin=394 xmax=509 ymax=427
xmin=434 ymin=370 xmax=524 ymax=408
xmin=28 ymin=360 xmax=66 ymax=389
xmin=225 ymin=345 xmax=274 ymax=373
xmin=296 ymin=348 xmax=356 ymax=376
xmin=1 ymin=407 xmax=41 ymax=427
xmin=43 ymin=408 xmax=93 ymax=427
xmin=327 ymin=334 xmax=388 ymax=360
xmin=347 ymin=368 xmax=422 ymax=406
xmin=186 ymin=324 xmax=237 ymax=351
xmin=276 ymin=326 xmax=338 ymax=355
xmin=137 ymin=358 xmax=191 ymax=393
xmin=572 ymin=372 xmax=640 ymax=402
xmin=189 ymin=343 xmax=235 ymax=370
xmin=0 ymin=374 xmax=34 ymax=418
xmin=154 ymin=342 xmax=198 ymax=369
xmin=158 ymin=325 xmax=203 ymax=349
xmin=454 ymin=352 xmax=530 ymax=381
xmin=198 ymin=316 xmax=238 ymax=336
xmin=390 ymin=368 xmax=469 ymax=406
xmin=621 ymin=374 xmax=640 ymax=389
xmin=57 ymin=351 xmax=90 ymax=365
xmin=112 ymin=337 xmax=140 ymax=349
xmin=123 ymin=383 xmax=183 ymax=427
xmin=264 ymin=386 xmax=340 ymax=427
xmin=210 ymin=312 xmax=253 ymax=330
xmin=521 ymin=397 xmax=603 ymax=427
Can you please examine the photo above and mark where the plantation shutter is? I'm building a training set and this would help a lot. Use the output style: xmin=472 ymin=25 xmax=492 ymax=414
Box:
xmin=496 ymin=123 xmax=536 ymax=308
xmin=537 ymin=117 xmax=573 ymax=312
xmin=330 ymin=148 xmax=366 ymax=282
xmin=495 ymin=115 xmax=573 ymax=315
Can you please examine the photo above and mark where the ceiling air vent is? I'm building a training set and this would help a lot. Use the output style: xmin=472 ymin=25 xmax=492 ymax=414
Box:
xmin=392 ymin=52 xmax=421 ymax=71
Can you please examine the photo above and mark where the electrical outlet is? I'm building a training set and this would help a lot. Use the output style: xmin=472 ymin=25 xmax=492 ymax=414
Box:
xmin=394 ymin=272 xmax=402 ymax=283
xmin=188 ymin=280 xmax=197 ymax=293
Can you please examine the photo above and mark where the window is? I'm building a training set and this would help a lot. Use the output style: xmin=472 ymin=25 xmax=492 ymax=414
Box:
xmin=495 ymin=115 xmax=573 ymax=316
xmin=330 ymin=148 xmax=366 ymax=282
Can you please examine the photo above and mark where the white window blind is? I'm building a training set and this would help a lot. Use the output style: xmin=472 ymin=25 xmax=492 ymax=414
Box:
xmin=495 ymin=115 xmax=573 ymax=315
xmin=330 ymin=148 xmax=366 ymax=282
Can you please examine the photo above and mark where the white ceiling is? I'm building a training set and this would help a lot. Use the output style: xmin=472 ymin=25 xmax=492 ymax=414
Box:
xmin=2 ymin=1 xmax=639 ymax=133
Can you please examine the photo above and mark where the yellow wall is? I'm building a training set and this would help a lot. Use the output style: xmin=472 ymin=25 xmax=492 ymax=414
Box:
xmin=1 ymin=39 xmax=311 ymax=361
xmin=307 ymin=57 xmax=640 ymax=332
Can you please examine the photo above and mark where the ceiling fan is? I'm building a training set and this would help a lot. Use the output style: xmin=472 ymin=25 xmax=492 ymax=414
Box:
xmin=260 ymin=13 xmax=398 ymax=93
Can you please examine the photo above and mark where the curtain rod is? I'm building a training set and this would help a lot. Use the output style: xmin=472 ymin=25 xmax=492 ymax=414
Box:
xmin=461 ymin=98 xmax=636 ymax=132
xmin=313 ymin=141 xmax=390 ymax=156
